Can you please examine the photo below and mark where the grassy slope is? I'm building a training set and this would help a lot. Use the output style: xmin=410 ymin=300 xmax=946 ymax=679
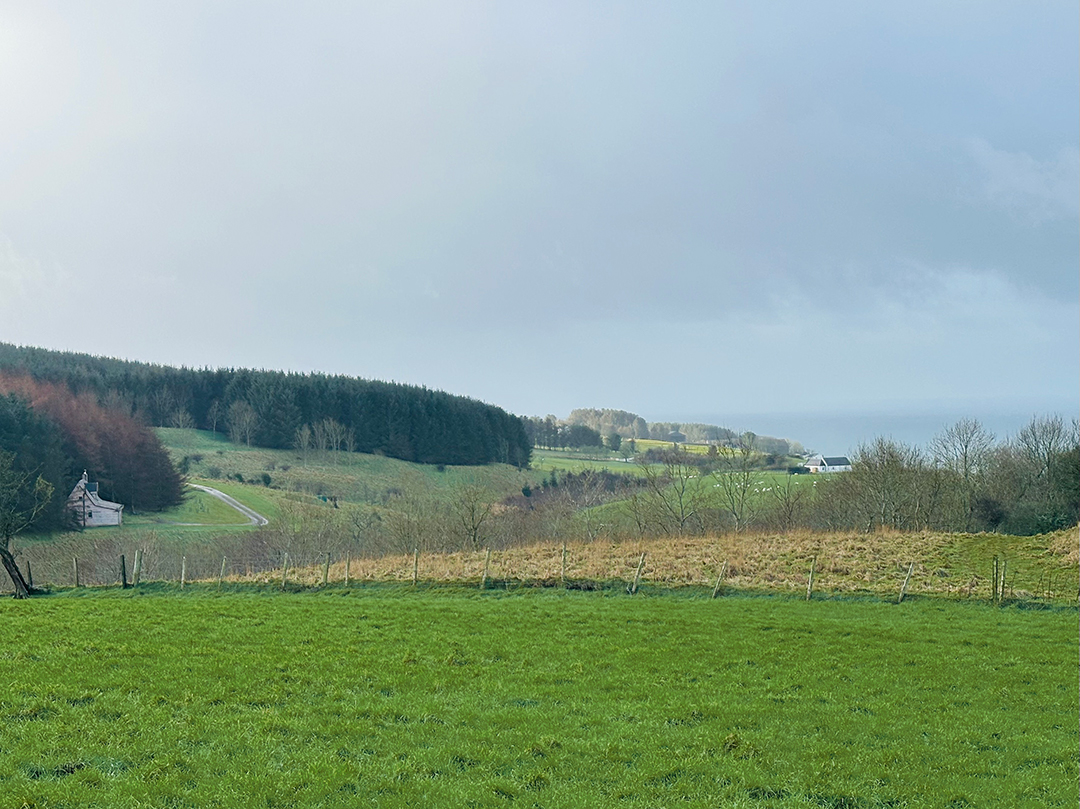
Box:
xmin=159 ymin=427 xmax=541 ymax=505
xmin=244 ymin=527 xmax=1078 ymax=604
xmin=0 ymin=588 xmax=1074 ymax=807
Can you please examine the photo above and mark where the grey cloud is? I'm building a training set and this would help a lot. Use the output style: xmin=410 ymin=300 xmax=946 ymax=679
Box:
xmin=0 ymin=1 xmax=1075 ymax=424
xmin=967 ymin=138 xmax=1079 ymax=223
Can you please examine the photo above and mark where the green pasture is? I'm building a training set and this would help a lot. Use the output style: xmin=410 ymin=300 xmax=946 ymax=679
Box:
xmin=126 ymin=487 xmax=247 ymax=527
xmin=0 ymin=589 xmax=1073 ymax=808
xmin=530 ymin=448 xmax=647 ymax=477
xmin=632 ymin=437 xmax=711 ymax=453
xmin=158 ymin=428 xmax=541 ymax=505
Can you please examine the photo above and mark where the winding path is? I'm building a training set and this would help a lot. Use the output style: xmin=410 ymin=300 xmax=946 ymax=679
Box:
xmin=183 ymin=484 xmax=269 ymax=526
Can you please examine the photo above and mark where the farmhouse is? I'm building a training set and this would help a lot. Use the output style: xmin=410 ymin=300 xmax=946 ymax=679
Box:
xmin=804 ymin=454 xmax=852 ymax=473
xmin=67 ymin=471 xmax=124 ymax=527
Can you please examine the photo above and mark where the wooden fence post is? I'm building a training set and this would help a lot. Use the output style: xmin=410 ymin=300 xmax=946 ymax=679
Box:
xmin=132 ymin=549 xmax=142 ymax=587
xmin=711 ymin=561 xmax=728 ymax=599
xmin=321 ymin=553 xmax=330 ymax=587
xmin=281 ymin=553 xmax=289 ymax=590
xmin=180 ymin=556 xmax=187 ymax=589
xmin=218 ymin=556 xmax=227 ymax=588
xmin=480 ymin=549 xmax=491 ymax=590
xmin=898 ymin=561 xmax=914 ymax=603
xmin=629 ymin=552 xmax=646 ymax=595
xmin=344 ymin=552 xmax=351 ymax=587
xmin=561 ymin=541 xmax=568 ymax=588
xmin=73 ymin=557 xmax=80 ymax=588
xmin=412 ymin=547 xmax=419 ymax=586
xmin=120 ymin=555 xmax=129 ymax=589
xmin=25 ymin=561 xmax=33 ymax=590
xmin=991 ymin=556 xmax=999 ymax=603
xmin=805 ymin=556 xmax=816 ymax=601
xmin=999 ymin=558 xmax=1007 ymax=604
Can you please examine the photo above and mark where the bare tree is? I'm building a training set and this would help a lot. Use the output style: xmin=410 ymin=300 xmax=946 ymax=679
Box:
xmin=564 ymin=469 xmax=609 ymax=542
xmin=623 ymin=489 xmax=653 ymax=536
xmin=767 ymin=473 xmax=807 ymax=532
xmin=382 ymin=491 xmax=430 ymax=554
xmin=636 ymin=452 xmax=705 ymax=535
xmin=227 ymin=400 xmax=259 ymax=446
xmin=168 ymin=408 xmax=196 ymax=429
xmin=842 ymin=437 xmax=945 ymax=532
xmin=206 ymin=399 xmax=224 ymax=433
xmin=448 ymin=484 xmax=496 ymax=550
xmin=347 ymin=505 xmax=379 ymax=555
xmin=312 ymin=419 xmax=329 ymax=454
xmin=149 ymin=388 xmax=177 ymax=427
xmin=323 ymin=419 xmax=347 ymax=455
xmin=293 ymin=424 xmax=313 ymax=463
xmin=930 ymin=418 xmax=995 ymax=529
xmin=0 ymin=451 xmax=54 ymax=598
xmin=101 ymin=388 xmax=134 ymax=416
xmin=1016 ymin=414 xmax=1069 ymax=484
xmin=710 ymin=433 xmax=763 ymax=533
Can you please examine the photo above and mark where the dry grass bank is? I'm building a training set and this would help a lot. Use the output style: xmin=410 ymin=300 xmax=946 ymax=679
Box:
xmin=242 ymin=527 xmax=1078 ymax=602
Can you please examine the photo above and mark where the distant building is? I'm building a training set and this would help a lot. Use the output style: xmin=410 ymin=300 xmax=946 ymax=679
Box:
xmin=67 ymin=471 xmax=124 ymax=527
xmin=668 ymin=430 xmax=687 ymax=444
xmin=804 ymin=455 xmax=852 ymax=473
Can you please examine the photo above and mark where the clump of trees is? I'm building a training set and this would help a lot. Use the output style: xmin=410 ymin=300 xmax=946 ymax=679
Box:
xmin=524 ymin=417 xmax=605 ymax=450
xmin=0 ymin=377 xmax=185 ymax=596
xmin=0 ymin=343 xmax=531 ymax=468
xmin=0 ymin=375 xmax=184 ymax=513
xmin=527 ymin=410 xmax=803 ymax=457
xmin=803 ymin=416 xmax=1078 ymax=536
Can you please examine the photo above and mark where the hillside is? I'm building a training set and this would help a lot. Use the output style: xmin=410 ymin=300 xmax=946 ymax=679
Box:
xmin=159 ymin=427 xmax=540 ymax=508
xmin=0 ymin=343 xmax=530 ymax=467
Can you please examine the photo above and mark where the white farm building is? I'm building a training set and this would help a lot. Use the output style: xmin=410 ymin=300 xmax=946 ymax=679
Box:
xmin=804 ymin=455 xmax=852 ymax=473
xmin=67 ymin=471 xmax=124 ymax=527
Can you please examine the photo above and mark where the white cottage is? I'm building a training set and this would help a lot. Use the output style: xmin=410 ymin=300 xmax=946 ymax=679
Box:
xmin=67 ymin=471 xmax=124 ymax=527
xmin=804 ymin=455 xmax=852 ymax=473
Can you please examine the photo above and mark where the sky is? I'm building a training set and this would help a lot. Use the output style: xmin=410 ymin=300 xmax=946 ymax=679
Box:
xmin=1 ymin=1 xmax=1077 ymax=449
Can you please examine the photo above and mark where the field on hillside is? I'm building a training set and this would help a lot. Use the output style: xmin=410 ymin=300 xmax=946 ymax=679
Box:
xmin=0 ymin=589 xmax=1074 ymax=808
xmin=531 ymin=448 xmax=645 ymax=476
xmin=158 ymin=428 xmax=542 ymax=505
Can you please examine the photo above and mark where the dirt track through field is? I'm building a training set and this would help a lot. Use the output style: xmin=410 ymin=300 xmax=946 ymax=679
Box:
xmin=178 ymin=484 xmax=269 ymax=526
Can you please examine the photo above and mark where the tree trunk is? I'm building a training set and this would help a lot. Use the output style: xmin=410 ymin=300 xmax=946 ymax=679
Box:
xmin=0 ymin=544 xmax=32 ymax=599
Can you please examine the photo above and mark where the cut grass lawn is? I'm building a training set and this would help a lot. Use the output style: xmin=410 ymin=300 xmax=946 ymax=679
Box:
xmin=0 ymin=587 xmax=1074 ymax=807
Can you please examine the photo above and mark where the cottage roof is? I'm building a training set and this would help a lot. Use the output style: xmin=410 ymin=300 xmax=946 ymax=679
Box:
xmin=68 ymin=472 xmax=124 ymax=513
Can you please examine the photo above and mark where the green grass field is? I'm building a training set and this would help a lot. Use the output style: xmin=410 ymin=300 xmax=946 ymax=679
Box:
xmin=530 ymin=448 xmax=646 ymax=476
xmin=0 ymin=587 xmax=1074 ymax=807
xmin=159 ymin=428 xmax=542 ymax=505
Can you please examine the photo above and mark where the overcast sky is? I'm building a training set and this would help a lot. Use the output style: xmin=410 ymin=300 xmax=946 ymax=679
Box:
xmin=1 ymin=1 xmax=1076 ymax=439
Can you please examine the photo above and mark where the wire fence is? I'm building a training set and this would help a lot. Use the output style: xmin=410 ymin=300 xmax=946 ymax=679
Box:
xmin=8 ymin=530 xmax=1077 ymax=604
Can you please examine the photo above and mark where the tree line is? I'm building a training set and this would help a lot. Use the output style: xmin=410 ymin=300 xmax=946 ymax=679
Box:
xmin=604 ymin=416 xmax=1078 ymax=538
xmin=534 ymin=409 xmax=803 ymax=456
xmin=0 ymin=375 xmax=184 ymax=517
xmin=0 ymin=343 xmax=531 ymax=467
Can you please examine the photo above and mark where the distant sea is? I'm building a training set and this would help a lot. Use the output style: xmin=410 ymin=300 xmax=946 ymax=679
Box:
xmin=671 ymin=408 xmax=1079 ymax=456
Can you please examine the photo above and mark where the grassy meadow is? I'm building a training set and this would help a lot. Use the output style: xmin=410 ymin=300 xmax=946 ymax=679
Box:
xmin=0 ymin=587 xmax=1075 ymax=808
xmin=159 ymin=427 xmax=541 ymax=506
